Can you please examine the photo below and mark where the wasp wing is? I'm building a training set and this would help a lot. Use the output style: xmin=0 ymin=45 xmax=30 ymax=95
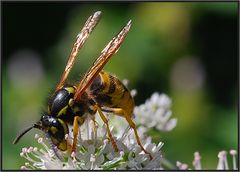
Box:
xmin=74 ymin=20 xmax=132 ymax=101
xmin=55 ymin=11 xmax=102 ymax=92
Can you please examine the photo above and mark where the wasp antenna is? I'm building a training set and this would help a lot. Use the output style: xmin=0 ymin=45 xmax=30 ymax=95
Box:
xmin=12 ymin=125 xmax=36 ymax=144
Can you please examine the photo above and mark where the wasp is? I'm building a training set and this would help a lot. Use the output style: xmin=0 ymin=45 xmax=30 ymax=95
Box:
xmin=13 ymin=11 xmax=152 ymax=159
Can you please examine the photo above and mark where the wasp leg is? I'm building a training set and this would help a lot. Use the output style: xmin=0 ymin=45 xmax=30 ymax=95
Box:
xmin=91 ymin=116 xmax=97 ymax=139
xmin=95 ymin=105 xmax=118 ymax=152
xmin=102 ymin=107 xmax=153 ymax=160
xmin=72 ymin=116 xmax=84 ymax=153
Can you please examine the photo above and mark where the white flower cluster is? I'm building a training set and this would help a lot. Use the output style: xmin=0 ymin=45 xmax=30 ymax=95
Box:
xmin=20 ymin=128 xmax=163 ymax=170
xmin=134 ymin=92 xmax=177 ymax=132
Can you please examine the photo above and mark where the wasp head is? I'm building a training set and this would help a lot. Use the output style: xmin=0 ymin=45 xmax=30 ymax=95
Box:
xmin=13 ymin=113 xmax=69 ymax=151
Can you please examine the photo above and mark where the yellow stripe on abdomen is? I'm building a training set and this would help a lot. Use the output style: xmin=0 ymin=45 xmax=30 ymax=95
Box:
xmin=99 ymin=71 xmax=111 ymax=94
xmin=93 ymin=71 xmax=134 ymax=117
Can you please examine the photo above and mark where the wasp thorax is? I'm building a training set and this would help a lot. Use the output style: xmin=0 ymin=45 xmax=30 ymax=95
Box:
xmin=48 ymin=86 xmax=75 ymax=116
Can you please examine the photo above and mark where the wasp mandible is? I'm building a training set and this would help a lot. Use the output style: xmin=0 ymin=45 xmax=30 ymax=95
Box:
xmin=13 ymin=11 xmax=153 ymax=159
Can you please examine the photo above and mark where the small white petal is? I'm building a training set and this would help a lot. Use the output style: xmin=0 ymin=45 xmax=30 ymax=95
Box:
xmin=37 ymin=137 xmax=43 ymax=143
xmin=230 ymin=149 xmax=237 ymax=155
xmin=20 ymin=166 xmax=27 ymax=170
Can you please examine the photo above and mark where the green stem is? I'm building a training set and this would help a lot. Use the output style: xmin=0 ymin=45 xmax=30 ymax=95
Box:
xmin=161 ymin=158 xmax=176 ymax=169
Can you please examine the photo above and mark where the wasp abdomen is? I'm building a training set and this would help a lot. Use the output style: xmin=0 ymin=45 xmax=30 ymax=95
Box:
xmin=88 ymin=71 xmax=134 ymax=116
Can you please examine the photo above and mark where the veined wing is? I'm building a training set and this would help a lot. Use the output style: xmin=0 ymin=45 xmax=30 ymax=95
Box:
xmin=55 ymin=11 xmax=102 ymax=92
xmin=74 ymin=20 xmax=132 ymax=101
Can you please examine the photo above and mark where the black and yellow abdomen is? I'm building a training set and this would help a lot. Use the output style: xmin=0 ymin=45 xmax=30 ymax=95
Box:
xmin=88 ymin=71 xmax=134 ymax=117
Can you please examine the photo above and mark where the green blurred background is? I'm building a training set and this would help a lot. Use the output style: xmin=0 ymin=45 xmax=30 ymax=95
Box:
xmin=2 ymin=2 xmax=238 ymax=170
